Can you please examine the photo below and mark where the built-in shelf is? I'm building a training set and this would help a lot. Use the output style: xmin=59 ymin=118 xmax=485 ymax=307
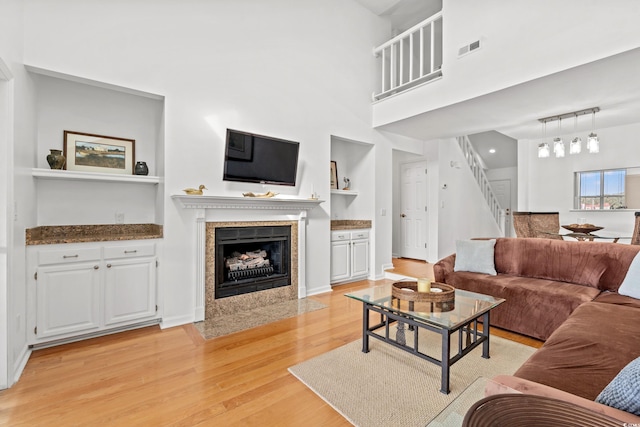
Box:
xmin=32 ymin=168 xmax=160 ymax=184
xmin=331 ymin=189 xmax=358 ymax=196
xmin=171 ymin=194 xmax=324 ymax=211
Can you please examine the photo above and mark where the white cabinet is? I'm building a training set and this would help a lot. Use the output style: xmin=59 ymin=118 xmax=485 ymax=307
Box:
xmin=28 ymin=241 xmax=160 ymax=346
xmin=36 ymin=262 xmax=101 ymax=339
xmin=330 ymin=230 xmax=370 ymax=284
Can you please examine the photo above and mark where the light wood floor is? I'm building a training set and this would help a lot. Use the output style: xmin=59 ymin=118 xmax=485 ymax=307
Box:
xmin=0 ymin=259 xmax=542 ymax=426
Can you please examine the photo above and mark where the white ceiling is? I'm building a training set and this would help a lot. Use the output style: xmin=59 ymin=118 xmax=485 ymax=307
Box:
xmin=354 ymin=0 xmax=442 ymax=32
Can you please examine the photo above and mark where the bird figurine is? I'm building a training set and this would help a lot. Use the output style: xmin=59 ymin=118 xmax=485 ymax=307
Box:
xmin=183 ymin=185 xmax=207 ymax=195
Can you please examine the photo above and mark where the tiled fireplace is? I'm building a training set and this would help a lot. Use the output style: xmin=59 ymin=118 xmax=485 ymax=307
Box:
xmin=171 ymin=194 xmax=323 ymax=322
xmin=205 ymin=221 xmax=298 ymax=319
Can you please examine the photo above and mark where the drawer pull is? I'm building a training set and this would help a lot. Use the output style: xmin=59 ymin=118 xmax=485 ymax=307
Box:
xmin=63 ymin=255 xmax=79 ymax=259
xmin=124 ymin=250 xmax=138 ymax=254
xmin=94 ymin=265 xmax=99 ymax=270
xmin=107 ymin=264 xmax=112 ymax=268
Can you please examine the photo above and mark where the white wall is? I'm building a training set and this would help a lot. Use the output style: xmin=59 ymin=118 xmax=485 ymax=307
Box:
xmin=437 ymin=139 xmax=502 ymax=258
xmin=373 ymin=0 xmax=640 ymax=127
xmin=32 ymin=74 xmax=164 ymax=225
xmin=20 ymin=0 xmax=396 ymax=326
xmin=0 ymin=0 xmax=38 ymax=389
xmin=519 ymin=121 xmax=640 ymax=239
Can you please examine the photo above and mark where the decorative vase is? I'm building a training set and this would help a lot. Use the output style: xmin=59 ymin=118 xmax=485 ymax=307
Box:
xmin=46 ymin=149 xmax=66 ymax=170
xmin=134 ymin=161 xmax=149 ymax=176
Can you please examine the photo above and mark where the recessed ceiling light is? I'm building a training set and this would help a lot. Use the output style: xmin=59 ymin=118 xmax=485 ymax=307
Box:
xmin=489 ymin=148 xmax=496 ymax=154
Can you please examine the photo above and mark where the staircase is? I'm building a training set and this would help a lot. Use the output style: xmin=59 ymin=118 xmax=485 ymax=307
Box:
xmin=457 ymin=136 xmax=506 ymax=235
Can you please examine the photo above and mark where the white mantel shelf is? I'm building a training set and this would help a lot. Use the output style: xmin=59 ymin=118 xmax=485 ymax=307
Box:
xmin=32 ymin=168 xmax=160 ymax=184
xmin=171 ymin=194 xmax=324 ymax=210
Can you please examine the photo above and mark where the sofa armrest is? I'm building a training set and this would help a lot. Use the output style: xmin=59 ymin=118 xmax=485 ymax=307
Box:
xmin=433 ymin=253 xmax=455 ymax=283
xmin=490 ymin=375 xmax=640 ymax=424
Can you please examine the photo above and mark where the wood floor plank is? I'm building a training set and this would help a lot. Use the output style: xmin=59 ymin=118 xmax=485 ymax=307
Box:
xmin=0 ymin=260 xmax=541 ymax=426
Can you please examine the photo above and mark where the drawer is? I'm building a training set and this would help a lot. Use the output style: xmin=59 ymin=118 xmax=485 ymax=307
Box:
xmin=351 ymin=230 xmax=369 ymax=240
xmin=331 ymin=231 xmax=351 ymax=242
xmin=104 ymin=243 xmax=155 ymax=259
xmin=38 ymin=247 xmax=102 ymax=265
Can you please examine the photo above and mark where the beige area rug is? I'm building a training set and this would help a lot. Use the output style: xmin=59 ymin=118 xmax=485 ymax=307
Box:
xmin=194 ymin=298 xmax=327 ymax=339
xmin=288 ymin=329 xmax=536 ymax=427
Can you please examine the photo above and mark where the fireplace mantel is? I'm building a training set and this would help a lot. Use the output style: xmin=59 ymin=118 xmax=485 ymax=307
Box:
xmin=171 ymin=194 xmax=324 ymax=211
xmin=172 ymin=194 xmax=325 ymax=321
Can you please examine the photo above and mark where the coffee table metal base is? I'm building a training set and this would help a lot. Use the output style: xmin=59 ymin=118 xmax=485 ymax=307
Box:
xmin=360 ymin=301 xmax=491 ymax=394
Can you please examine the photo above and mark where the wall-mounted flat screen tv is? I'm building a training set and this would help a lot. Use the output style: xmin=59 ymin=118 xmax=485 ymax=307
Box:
xmin=223 ymin=129 xmax=300 ymax=186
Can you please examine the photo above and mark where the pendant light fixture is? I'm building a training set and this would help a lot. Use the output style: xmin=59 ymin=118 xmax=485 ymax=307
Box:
xmin=537 ymin=107 xmax=600 ymax=160
xmin=570 ymin=114 xmax=582 ymax=154
xmin=553 ymin=118 xmax=565 ymax=158
xmin=587 ymin=109 xmax=600 ymax=153
xmin=538 ymin=119 xmax=550 ymax=158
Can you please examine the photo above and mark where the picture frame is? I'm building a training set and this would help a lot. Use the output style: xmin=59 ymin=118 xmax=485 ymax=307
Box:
xmin=330 ymin=161 xmax=339 ymax=190
xmin=63 ymin=131 xmax=135 ymax=175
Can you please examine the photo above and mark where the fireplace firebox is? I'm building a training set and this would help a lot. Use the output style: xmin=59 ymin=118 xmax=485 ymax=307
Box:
xmin=215 ymin=225 xmax=291 ymax=299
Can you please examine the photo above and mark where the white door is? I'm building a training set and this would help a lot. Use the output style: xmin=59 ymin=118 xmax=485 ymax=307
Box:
xmin=400 ymin=162 xmax=428 ymax=260
xmin=490 ymin=179 xmax=512 ymax=237
xmin=36 ymin=263 xmax=101 ymax=339
xmin=330 ymin=240 xmax=351 ymax=283
xmin=351 ymin=239 xmax=369 ymax=278
xmin=104 ymin=257 xmax=157 ymax=326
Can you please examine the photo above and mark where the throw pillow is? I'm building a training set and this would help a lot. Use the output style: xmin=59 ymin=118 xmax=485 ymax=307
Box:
xmin=618 ymin=252 xmax=640 ymax=299
xmin=453 ymin=239 xmax=497 ymax=276
xmin=595 ymin=356 xmax=640 ymax=415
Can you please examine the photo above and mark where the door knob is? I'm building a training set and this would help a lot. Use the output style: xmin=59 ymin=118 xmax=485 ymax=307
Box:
xmin=401 ymin=214 xmax=406 ymax=218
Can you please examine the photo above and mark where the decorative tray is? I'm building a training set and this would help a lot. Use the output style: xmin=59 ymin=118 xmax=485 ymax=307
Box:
xmin=561 ymin=224 xmax=603 ymax=234
xmin=391 ymin=281 xmax=455 ymax=303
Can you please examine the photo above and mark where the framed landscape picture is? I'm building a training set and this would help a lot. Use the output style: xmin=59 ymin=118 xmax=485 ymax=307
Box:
xmin=330 ymin=161 xmax=338 ymax=189
xmin=63 ymin=131 xmax=135 ymax=174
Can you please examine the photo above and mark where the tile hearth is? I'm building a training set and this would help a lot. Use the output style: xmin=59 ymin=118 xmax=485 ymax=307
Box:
xmin=194 ymin=298 xmax=327 ymax=339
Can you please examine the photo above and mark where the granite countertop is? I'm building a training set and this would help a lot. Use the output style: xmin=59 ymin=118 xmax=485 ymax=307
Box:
xmin=26 ymin=224 xmax=163 ymax=245
xmin=330 ymin=220 xmax=372 ymax=230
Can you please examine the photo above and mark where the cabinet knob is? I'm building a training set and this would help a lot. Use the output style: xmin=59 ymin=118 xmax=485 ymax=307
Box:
xmin=94 ymin=265 xmax=99 ymax=270
xmin=107 ymin=264 xmax=112 ymax=268
xmin=401 ymin=214 xmax=406 ymax=218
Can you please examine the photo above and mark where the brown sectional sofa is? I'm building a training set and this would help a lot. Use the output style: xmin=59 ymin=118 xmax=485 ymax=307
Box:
xmin=434 ymin=237 xmax=640 ymax=422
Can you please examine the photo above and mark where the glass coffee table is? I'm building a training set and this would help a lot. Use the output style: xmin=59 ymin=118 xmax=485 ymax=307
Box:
xmin=345 ymin=283 xmax=505 ymax=394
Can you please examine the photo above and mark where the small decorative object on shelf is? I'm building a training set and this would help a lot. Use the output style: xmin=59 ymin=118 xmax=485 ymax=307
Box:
xmin=134 ymin=161 xmax=149 ymax=175
xmin=183 ymin=184 xmax=207 ymax=195
xmin=342 ymin=177 xmax=351 ymax=191
xmin=242 ymin=190 xmax=278 ymax=198
xmin=46 ymin=149 xmax=66 ymax=170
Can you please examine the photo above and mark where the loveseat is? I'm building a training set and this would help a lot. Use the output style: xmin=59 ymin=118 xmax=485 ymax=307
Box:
xmin=434 ymin=237 xmax=640 ymax=422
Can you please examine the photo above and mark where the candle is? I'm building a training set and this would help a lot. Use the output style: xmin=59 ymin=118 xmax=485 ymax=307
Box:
xmin=417 ymin=278 xmax=431 ymax=293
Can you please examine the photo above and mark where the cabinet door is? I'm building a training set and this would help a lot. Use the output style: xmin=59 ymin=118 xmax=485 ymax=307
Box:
xmin=104 ymin=257 xmax=157 ymax=326
xmin=36 ymin=263 xmax=101 ymax=339
xmin=330 ymin=240 xmax=351 ymax=283
xmin=351 ymin=239 xmax=369 ymax=278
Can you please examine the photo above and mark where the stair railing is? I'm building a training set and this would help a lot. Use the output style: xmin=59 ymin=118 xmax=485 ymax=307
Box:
xmin=373 ymin=11 xmax=443 ymax=101
xmin=457 ymin=136 xmax=506 ymax=235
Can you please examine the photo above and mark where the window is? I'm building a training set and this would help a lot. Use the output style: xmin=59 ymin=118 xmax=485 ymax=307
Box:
xmin=575 ymin=169 xmax=626 ymax=209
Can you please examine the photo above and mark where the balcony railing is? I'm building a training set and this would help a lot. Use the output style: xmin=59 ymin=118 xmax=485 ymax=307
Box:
xmin=373 ymin=11 xmax=443 ymax=101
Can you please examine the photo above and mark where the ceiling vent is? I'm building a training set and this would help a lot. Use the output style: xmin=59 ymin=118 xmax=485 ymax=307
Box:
xmin=458 ymin=40 xmax=482 ymax=58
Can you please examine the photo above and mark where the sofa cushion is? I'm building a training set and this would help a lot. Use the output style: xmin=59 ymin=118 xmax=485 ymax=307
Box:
xmin=618 ymin=252 xmax=640 ymax=299
xmin=592 ymin=292 xmax=640 ymax=309
xmin=514 ymin=302 xmax=640 ymax=400
xmin=596 ymin=356 xmax=640 ymax=415
xmin=453 ymin=239 xmax=497 ymax=275
xmin=492 ymin=238 xmax=640 ymax=291
xmin=442 ymin=272 xmax=600 ymax=340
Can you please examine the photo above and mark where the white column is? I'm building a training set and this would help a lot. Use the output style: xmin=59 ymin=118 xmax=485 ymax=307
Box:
xmin=194 ymin=210 xmax=205 ymax=321
xmin=297 ymin=211 xmax=307 ymax=298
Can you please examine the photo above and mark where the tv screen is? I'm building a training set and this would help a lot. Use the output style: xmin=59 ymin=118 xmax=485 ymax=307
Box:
xmin=223 ymin=129 xmax=300 ymax=186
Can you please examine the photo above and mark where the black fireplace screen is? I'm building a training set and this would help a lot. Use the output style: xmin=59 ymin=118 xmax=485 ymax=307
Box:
xmin=215 ymin=226 xmax=291 ymax=299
